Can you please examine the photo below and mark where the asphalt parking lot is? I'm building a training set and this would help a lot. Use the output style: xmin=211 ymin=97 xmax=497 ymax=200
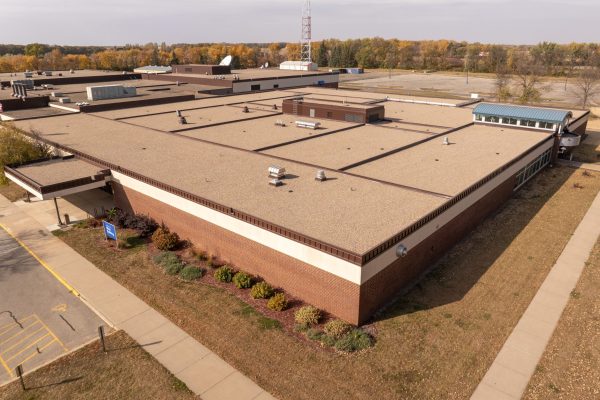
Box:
xmin=0 ymin=228 xmax=106 ymax=385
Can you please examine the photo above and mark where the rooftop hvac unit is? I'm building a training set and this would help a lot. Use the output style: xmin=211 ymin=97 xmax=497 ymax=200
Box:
xmin=268 ymin=165 xmax=286 ymax=179
xmin=23 ymin=72 xmax=33 ymax=78
xmin=51 ymin=92 xmax=63 ymax=98
xmin=43 ymin=71 xmax=53 ymax=76
xmin=269 ymin=179 xmax=283 ymax=187
xmin=295 ymin=120 xmax=321 ymax=130
xmin=274 ymin=120 xmax=286 ymax=127
xmin=59 ymin=97 xmax=71 ymax=103
xmin=86 ymin=85 xmax=137 ymax=101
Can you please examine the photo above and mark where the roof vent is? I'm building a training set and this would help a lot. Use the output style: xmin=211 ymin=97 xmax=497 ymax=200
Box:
xmin=295 ymin=120 xmax=321 ymax=130
xmin=178 ymin=116 xmax=187 ymax=124
xmin=315 ymin=170 xmax=327 ymax=181
xmin=175 ymin=110 xmax=182 ymax=117
xmin=243 ymin=106 xmax=249 ymax=113
xmin=272 ymin=104 xmax=278 ymax=110
xmin=268 ymin=165 xmax=286 ymax=179
xmin=269 ymin=179 xmax=283 ymax=187
xmin=442 ymin=136 xmax=450 ymax=145
xmin=274 ymin=120 xmax=286 ymax=127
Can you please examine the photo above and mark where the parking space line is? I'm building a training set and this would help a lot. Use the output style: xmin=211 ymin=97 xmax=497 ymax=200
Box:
xmin=15 ymin=339 xmax=59 ymax=368
xmin=36 ymin=314 xmax=67 ymax=352
xmin=0 ymin=320 xmax=41 ymax=344
xmin=5 ymin=333 xmax=51 ymax=362
xmin=0 ymin=326 xmax=45 ymax=354
xmin=0 ymin=315 xmax=35 ymax=335
xmin=0 ymin=353 xmax=12 ymax=378
xmin=0 ymin=222 xmax=80 ymax=297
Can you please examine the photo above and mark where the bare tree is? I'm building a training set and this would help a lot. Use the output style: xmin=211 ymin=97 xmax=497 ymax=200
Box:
xmin=573 ymin=67 xmax=600 ymax=108
xmin=495 ymin=66 xmax=512 ymax=102
xmin=511 ymin=53 xmax=545 ymax=104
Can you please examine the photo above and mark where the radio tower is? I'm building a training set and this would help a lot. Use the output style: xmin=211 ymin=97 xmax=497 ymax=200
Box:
xmin=300 ymin=0 xmax=312 ymax=62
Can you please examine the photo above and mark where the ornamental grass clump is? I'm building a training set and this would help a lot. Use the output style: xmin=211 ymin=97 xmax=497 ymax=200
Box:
xmin=250 ymin=281 xmax=274 ymax=299
xmin=214 ymin=265 xmax=234 ymax=283
xmin=294 ymin=306 xmax=322 ymax=328
xmin=267 ymin=292 xmax=288 ymax=311
xmin=232 ymin=272 xmax=253 ymax=289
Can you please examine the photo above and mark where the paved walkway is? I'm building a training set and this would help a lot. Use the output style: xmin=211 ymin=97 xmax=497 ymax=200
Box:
xmin=0 ymin=196 xmax=274 ymax=400
xmin=557 ymin=159 xmax=600 ymax=172
xmin=471 ymin=191 xmax=600 ymax=400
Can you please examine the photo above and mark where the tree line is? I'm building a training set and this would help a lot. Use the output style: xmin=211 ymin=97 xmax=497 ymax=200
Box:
xmin=1 ymin=39 xmax=598 ymax=106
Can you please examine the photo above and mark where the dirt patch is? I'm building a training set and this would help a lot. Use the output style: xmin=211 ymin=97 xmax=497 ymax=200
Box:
xmin=522 ymin=237 xmax=600 ymax=400
xmin=0 ymin=330 xmax=196 ymax=400
xmin=55 ymin=166 xmax=600 ymax=400
xmin=0 ymin=181 xmax=27 ymax=202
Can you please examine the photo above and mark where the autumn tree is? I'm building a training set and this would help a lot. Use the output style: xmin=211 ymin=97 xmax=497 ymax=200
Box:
xmin=573 ymin=66 xmax=600 ymax=108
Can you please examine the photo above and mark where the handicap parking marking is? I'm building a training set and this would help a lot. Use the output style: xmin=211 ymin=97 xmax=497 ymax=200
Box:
xmin=0 ymin=314 xmax=67 ymax=378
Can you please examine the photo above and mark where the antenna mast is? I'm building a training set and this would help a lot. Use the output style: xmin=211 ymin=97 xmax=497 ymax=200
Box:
xmin=300 ymin=0 xmax=312 ymax=62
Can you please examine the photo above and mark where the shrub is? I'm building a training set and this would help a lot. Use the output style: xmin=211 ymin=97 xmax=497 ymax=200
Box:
xmin=267 ymin=292 xmax=288 ymax=311
xmin=131 ymin=214 xmax=158 ymax=238
xmin=195 ymin=250 xmax=208 ymax=261
xmin=334 ymin=329 xmax=373 ymax=353
xmin=323 ymin=319 xmax=352 ymax=339
xmin=214 ymin=265 xmax=234 ymax=282
xmin=232 ymin=272 xmax=253 ymax=289
xmin=179 ymin=265 xmax=204 ymax=281
xmin=294 ymin=306 xmax=322 ymax=327
xmin=250 ymin=281 xmax=274 ymax=299
xmin=165 ymin=260 xmax=184 ymax=275
xmin=152 ymin=225 xmax=179 ymax=251
xmin=153 ymin=251 xmax=179 ymax=267
xmin=306 ymin=328 xmax=325 ymax=341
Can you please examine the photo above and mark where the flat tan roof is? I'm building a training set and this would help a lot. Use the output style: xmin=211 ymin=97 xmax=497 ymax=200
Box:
xmin=92 ymin=90 xmax=306 ymax=120
xmin=262 ymin=125 xmax=431 ymax=170
xmin=124 ymin=104 xmax=277 ymax=132
xmin=14 ymin=114 xmax=446 ymax=254
xmin=177 ymin=115 xmax=359 ymax=151
xmin=0 ymin=69 xmax=128 ymax=80
xmin=13 ymin=158 xmax=104 ymax=186
xmin=382 ymin=101 xmax=473 ymax=128
xmin=348 ymin=124 xmax=551 ymax=196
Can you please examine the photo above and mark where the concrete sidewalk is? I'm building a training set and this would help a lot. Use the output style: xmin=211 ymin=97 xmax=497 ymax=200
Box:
xmin=471 ymin=190 xmax=600 ymax=400
xmin=557 ymin=159 xmax=600 ymax=172
xmin=0 ymin=196 xmax=274 ymax=400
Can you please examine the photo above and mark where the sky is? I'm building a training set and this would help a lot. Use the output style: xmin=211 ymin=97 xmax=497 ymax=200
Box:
xmin=0 ymin=0 xmax=598 ymax=46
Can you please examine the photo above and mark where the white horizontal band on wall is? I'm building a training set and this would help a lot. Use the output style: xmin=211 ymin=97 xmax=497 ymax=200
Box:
xmin=5 ymin=172 xmax=43 ymax=199
xmin=359 ymin=139 xmax=553 ymax=284
xmin=111 ymin=171 xmax=363 ymax=285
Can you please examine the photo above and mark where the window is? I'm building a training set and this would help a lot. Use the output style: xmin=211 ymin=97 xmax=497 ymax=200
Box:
xmin=475 ymin=114 xmax=483 ymax=121
xmin=345 ymin=113 xmax=361 ymax=123
xmin=251 ymin=84 xmax=260 ymax=91
xmin=514 ymin=148 xmax=552 ymax=190
xmin=309 ymin=109 xmax=315 ymax=118
xmin=273 ymin=84 xmax=279 ymax=89
xmin=502 ymin=117 xmax=517 ymax=125
xmin=484 ymin=116 xmax=500 ymax=123
xmin=538 ymin=121 xmax=555 ymax=130
xmin=520 ymin=119 xmax=536 ymax=127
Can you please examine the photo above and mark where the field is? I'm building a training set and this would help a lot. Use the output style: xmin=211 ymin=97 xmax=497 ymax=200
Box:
xmin=54 ymin=166 xmax=600 ymax=400
xmin=0 ymin=331 xmax=196 ymax=400
xmin=523 ymin=237 xmax=600 ymax=399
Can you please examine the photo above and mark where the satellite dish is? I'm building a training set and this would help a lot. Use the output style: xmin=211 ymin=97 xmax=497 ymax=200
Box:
xmin=265 ymin=61 xmax=269 ymax=68
xmin=219 ymin=55 xmax=233 ymax=66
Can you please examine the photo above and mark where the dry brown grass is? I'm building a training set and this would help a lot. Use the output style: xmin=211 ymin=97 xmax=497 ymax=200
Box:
xmin=522 ymin=237 xmax=600 ymax=400
xmin=0 ymin=330 xmax=196 ymax=400
xmin=0 ymin=181 xmax=26 ymax=202
xmin=54 ymin=166 xmax=600 ymax=400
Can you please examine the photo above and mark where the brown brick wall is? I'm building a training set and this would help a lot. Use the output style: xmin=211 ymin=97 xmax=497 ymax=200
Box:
xmin=358 ymin=174 xmax=517 ymax=324
xmin=112 ymin=182 xmax=362 ymax=324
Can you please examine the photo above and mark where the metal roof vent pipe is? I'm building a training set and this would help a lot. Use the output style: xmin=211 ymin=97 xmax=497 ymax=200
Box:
xmin=178 ymin=116 xmax=187 ymax=125
xmin=243 ymin=106 xmax=249 ymax=113
xmin=315 ymin=170 xmax=327 ymax=181
xmin=272 ymin=104 xmax=278 ymax=110
xmin=442 ymin=136 xmax=450 ymax=145
xmin=175 ymin=110 xmax=182 ymax=117
xmin=396 ymin=244 xmax=408 ymax=258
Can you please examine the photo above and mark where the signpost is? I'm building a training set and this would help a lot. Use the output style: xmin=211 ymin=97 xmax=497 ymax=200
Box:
xmin=102 ymin=220 xmax=118 ymax=247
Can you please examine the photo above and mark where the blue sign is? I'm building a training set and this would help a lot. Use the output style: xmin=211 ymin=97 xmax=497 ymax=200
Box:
xmin=102 ymin=221 xmax=118 ymax=241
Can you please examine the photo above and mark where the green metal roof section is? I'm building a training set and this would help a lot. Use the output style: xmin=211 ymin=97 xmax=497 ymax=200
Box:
xmin=473 ymin=103 xmax=572 ymax=124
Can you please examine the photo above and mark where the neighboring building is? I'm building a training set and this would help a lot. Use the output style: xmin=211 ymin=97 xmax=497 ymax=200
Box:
xmin=133 ymin=66 xmax=173 ymax=74
xmin=279 ymin=61 xmax=319 ymax=71
xmin=2 ymin=87 xmax=590 ymax=325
